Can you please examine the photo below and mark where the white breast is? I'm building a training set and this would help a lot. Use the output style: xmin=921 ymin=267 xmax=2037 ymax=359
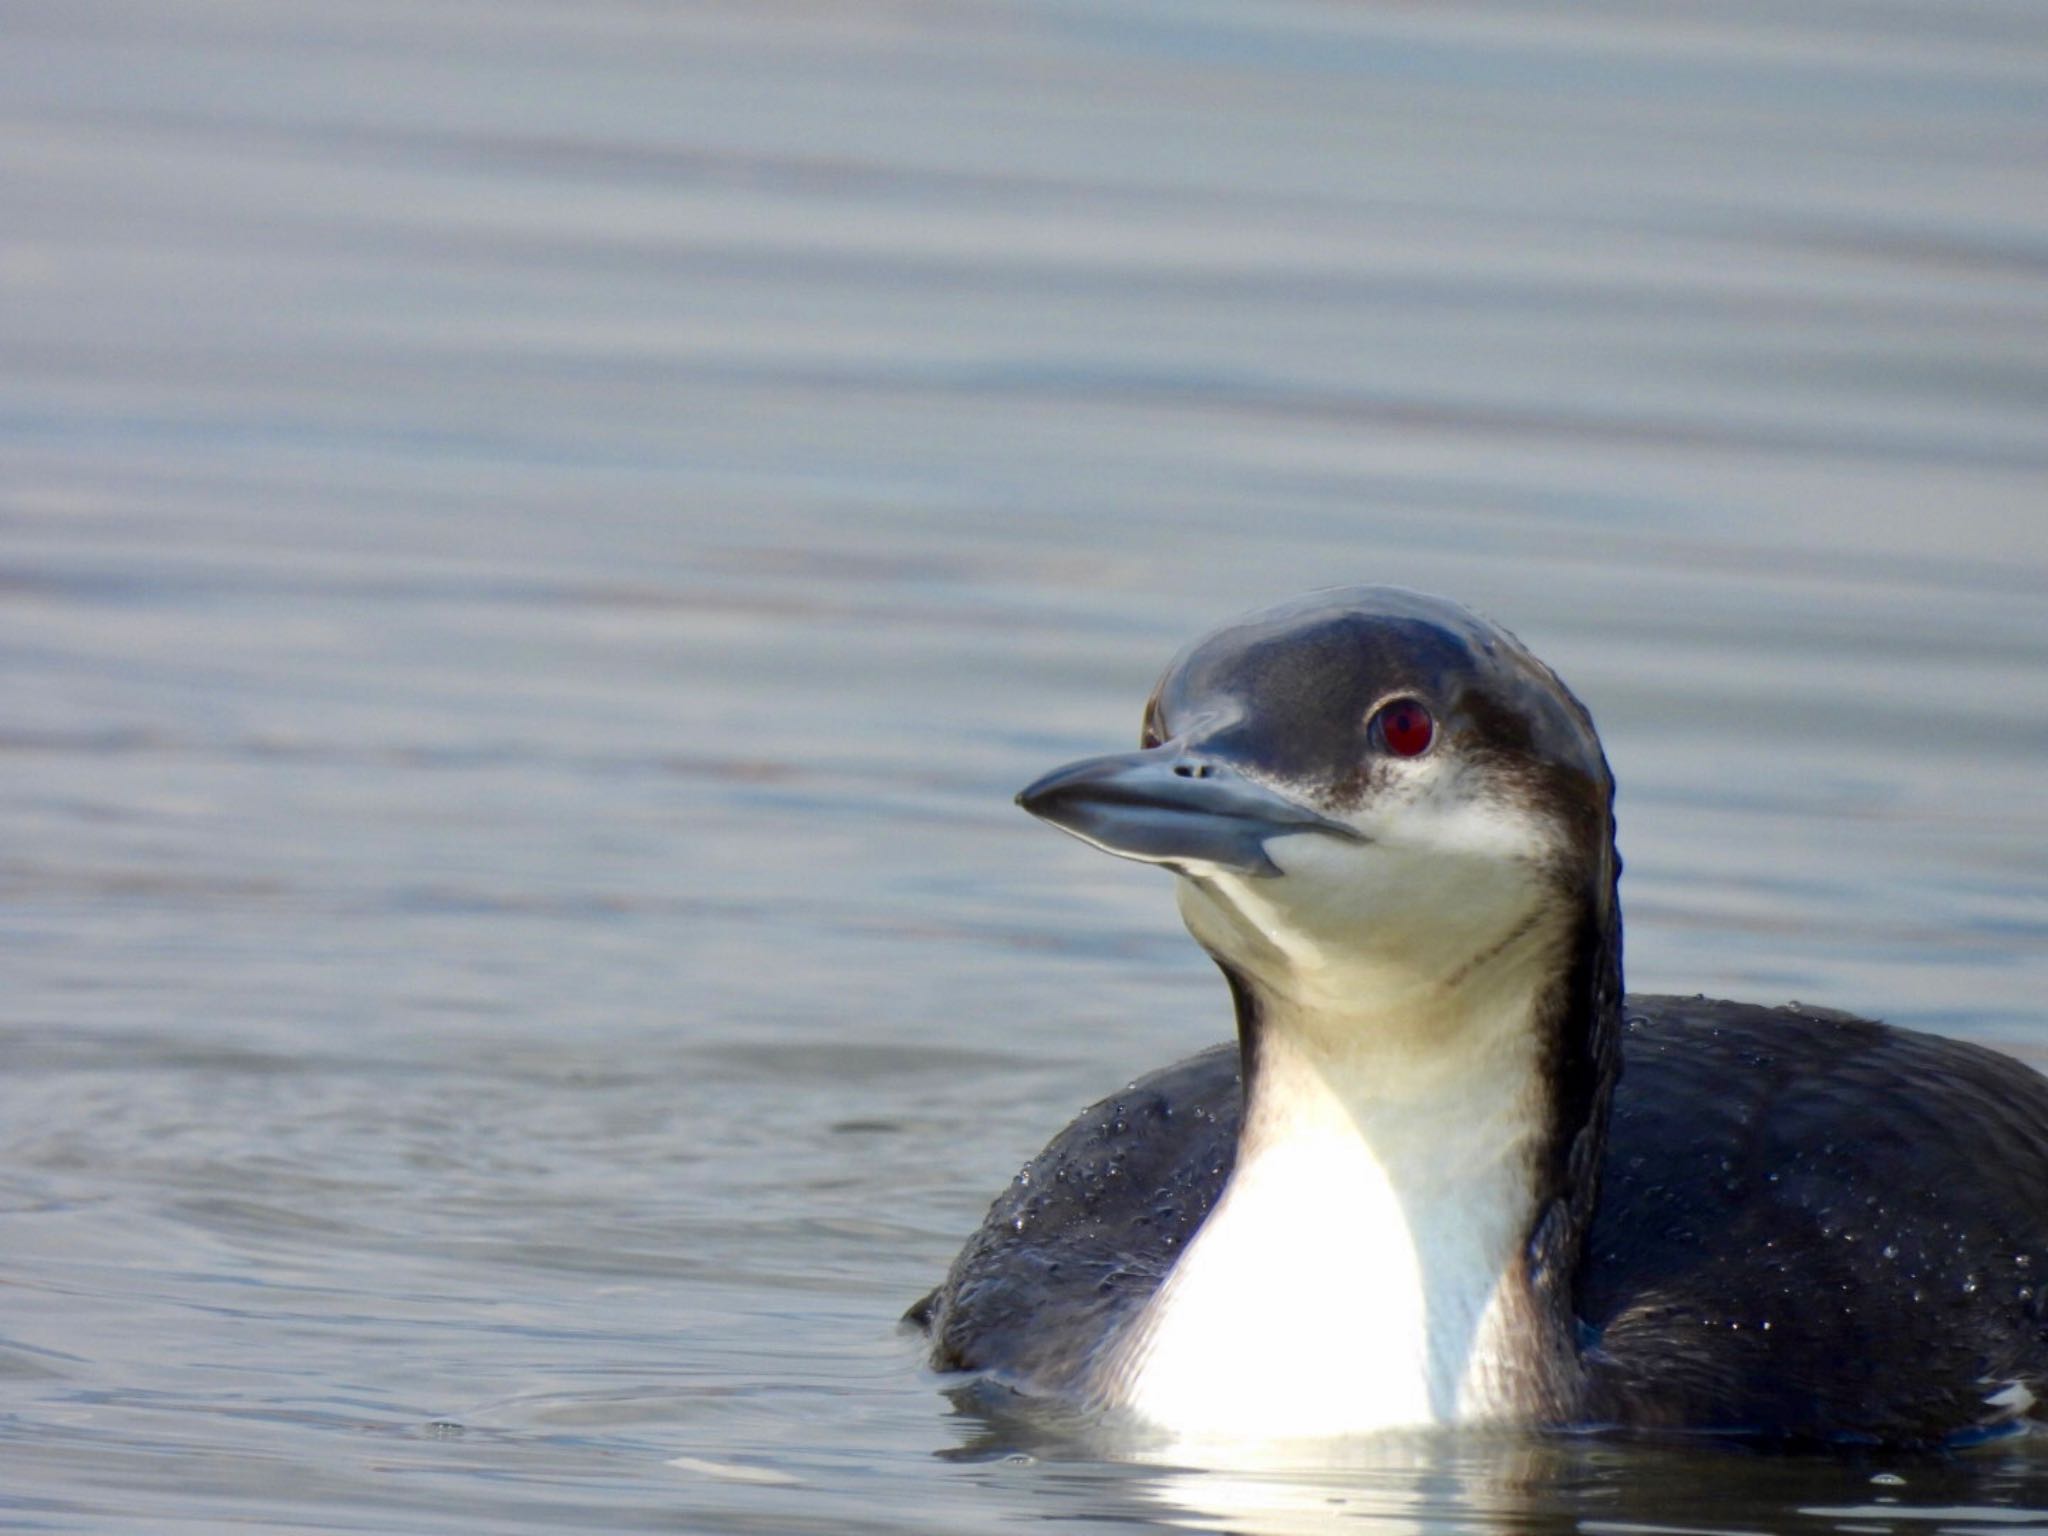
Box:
xmin=1085 ymin=967 xmax=1554 ymax=1440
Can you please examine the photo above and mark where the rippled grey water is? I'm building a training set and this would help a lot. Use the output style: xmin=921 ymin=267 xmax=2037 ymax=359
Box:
xmin=3 ymin=2 xmax=2047 ymax=1531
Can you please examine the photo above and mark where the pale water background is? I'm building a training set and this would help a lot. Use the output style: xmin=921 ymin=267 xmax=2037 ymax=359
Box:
xmin=4 ymin=2 xmax=2048 ymax=1531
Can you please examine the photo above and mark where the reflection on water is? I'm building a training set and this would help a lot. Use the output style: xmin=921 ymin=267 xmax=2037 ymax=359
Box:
xmin=939 ymin=1400 xmax=2048 ymax=1536
xmin=3 ymin=0 xmax=2047 ymax=1531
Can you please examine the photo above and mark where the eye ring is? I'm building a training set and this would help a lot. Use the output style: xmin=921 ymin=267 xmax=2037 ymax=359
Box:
xmin=1370 ymin=697 xmax=1435 ymax=759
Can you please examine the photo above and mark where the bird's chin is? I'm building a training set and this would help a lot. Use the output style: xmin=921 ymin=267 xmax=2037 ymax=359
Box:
xmin=1174 ymin=862 xmax=1337 ymax=992
xmin=1180 ymin=835 xmax=1565 ymax=1014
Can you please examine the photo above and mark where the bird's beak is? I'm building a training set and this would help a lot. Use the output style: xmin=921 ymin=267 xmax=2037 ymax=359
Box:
xmin=1016 ymin=745 xmax=1364 ymax=877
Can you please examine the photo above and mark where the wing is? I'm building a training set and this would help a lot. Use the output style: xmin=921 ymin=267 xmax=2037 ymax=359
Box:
xmin=914 ymin=1042 xmax=1241 ymax=1394
xmin=1582 ymin=995 xmax=2048 ymax=1445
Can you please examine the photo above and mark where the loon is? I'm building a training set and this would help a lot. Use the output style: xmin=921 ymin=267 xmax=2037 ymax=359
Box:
xmin=910 ymin=586 xmax=2048 ymax=1447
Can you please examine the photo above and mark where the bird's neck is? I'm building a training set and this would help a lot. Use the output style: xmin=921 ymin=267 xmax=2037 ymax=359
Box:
xmin=1095 ymin=901 xmax=1616 ymax=1439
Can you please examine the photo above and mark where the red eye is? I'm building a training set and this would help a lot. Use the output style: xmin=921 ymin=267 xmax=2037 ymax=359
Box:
xmin=1374 ymin=699 xmax=1435 ymax=758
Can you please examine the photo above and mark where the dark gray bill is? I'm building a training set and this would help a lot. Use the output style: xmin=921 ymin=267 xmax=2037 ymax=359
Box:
xmin=1015 ymin=747 xmax=1364 ymax=877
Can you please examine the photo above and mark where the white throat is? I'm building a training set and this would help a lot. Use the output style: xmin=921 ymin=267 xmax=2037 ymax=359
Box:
xmin=1087 ymin=871 xmax=1569 ymax=1441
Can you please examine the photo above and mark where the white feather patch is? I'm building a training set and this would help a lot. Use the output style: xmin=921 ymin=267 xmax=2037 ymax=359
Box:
xmin=1087 ymin=952 xmax=1558 ymax=1439
xmin=1986 ymin=1381 xmax=2036 ymax=1415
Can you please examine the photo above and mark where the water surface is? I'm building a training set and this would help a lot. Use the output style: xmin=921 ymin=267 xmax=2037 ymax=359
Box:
xmin=3 ymin=1 xmax=2047 ymax=1531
